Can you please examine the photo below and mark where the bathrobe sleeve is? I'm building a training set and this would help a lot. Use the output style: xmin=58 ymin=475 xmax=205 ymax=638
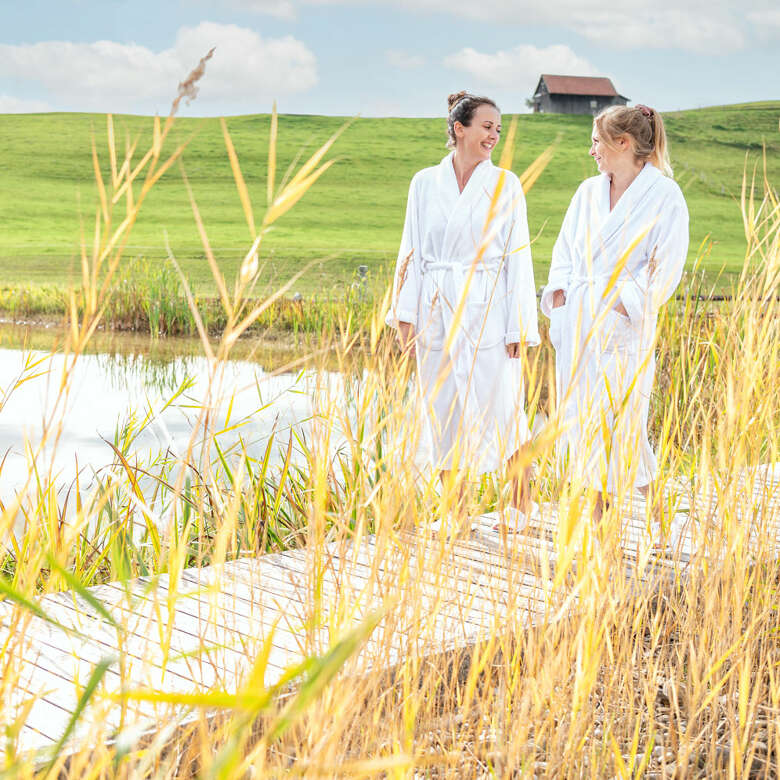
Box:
xmin=540 ymin=183 xmax=582 ymax=317
xmin=618 ymin=188 xmax=689 ymax=323
xmin=385 ymin=175 xmax=422 ymax=328
xmin=504 ymin=176 xmax=540 ymax=347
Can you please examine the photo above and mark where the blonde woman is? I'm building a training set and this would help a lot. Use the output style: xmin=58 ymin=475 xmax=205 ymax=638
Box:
xmin=387 ymin=91 xmax=540 ymax=531
xmin=541 ymin=104 xmax=689 ymax=523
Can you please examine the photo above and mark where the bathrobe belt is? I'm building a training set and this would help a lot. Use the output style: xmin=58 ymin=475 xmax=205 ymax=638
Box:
xmin=421 ymin=257 xmax=504 ymax=301
xmin=566 ymin=272 xmax=635 ymax=315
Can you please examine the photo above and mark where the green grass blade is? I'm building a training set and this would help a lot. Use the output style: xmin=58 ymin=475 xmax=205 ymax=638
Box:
xmin=42 ymin=657 xmax=113 ymax=778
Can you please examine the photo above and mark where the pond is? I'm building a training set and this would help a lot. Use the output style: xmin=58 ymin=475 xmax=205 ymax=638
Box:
xmin=0 ymin=324 xmax=345 ymax=505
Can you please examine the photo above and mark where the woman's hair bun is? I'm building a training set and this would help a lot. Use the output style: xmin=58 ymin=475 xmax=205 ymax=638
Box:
xmin=445 ymin=92 xmax=499 ymax=149
xmin=447 ymin=91 xmax=469 ymax=111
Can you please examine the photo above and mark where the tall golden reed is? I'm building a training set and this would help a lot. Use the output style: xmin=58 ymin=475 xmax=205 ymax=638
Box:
xmin=0 ymin=85 xmax=777 ymax=779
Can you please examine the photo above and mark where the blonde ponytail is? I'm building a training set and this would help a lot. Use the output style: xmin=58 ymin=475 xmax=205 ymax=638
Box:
xmin=594 ymin=104 xmax=673 ymax=177
xmin=648 ymin=110 xmax=672 ymax=177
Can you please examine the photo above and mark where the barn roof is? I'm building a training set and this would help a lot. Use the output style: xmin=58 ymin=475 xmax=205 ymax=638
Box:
xmin=540 ymin=75 xmax=620 ymax=97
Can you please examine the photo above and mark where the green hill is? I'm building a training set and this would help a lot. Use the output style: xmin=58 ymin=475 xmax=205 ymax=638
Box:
xmin=0 ymin=102 xmax=777 ymax=295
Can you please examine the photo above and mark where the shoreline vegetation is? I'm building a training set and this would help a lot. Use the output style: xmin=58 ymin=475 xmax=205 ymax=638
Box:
xmin=1 ymin=80 xmax=779 ymax=776
xmin=0 ymin=261 xmax=379 ymax=341
xmin=0 ymin=265 xmax=750 ymax=342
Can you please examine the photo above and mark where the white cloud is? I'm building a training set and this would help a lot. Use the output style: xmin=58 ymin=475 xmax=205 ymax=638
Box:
xmin=223 ymin=0 xmax=298 ymax=19
xmin=275 ymin=0 xmax=751 ymax=53
xmin=183 ymin=0 xmax=779 ymax=54
xmin=385 ymin=49 xmax=426 ymax=70
xmin=444 ymin=44 xmax=598 ymax=90
xmin=569 ymin=7 xmax=745 ymax=52
xmin=0 ymin=22 xmax=317 ymax=112
xmin=746 ymin=8 xmax=780 ymax=39
xmin=174 ymin=23 xmax=317 ymax=98
xmin=0 ymin=95 xmax=52 ymax=113
xmin=430 ymin=0 xmax=745 ymax=52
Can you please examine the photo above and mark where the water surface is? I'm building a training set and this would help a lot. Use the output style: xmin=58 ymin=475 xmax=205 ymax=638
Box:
xmin=0 ymin=324 xmax=335 ymax=501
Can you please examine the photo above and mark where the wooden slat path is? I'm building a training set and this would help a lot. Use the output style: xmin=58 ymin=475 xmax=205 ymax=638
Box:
xmin=1 ymin=463 xmax=778 ymax=762
xmin=0 ymin=534 xmax=559 ymax=759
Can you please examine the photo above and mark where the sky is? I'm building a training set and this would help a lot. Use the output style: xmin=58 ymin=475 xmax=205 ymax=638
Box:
xmin=1 ymin=0 xmax=778 ymax=117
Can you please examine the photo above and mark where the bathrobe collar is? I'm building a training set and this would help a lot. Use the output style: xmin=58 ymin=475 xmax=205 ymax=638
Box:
xmin=436 ymin=151 xmax=494 ymax=260
xmin=591 ymin=162 xmax=663 ymax=264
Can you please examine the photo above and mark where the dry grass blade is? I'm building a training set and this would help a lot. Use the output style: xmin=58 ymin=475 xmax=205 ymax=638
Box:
xmin=519 ymin=134 xmax=560 ymax=194
xmin=268 ymin=101 xmax=278 ymax=206
xmin=221 ymin=117 xmax=257 ymax=238
xmin=169 ymin=46 xmax=215 ymax=121
xmin=285 ymin=120 xmax=352 ymax=193
xmin=227 ymin=257 xmax=317 ymax=346
xmin=180 ymin=162 xmax=233 ymax=319
xmin=110 ymin=145 xmax=156 ymax=206
xmin=152 ymin=113 xmax=162 ymax=159
xmin=91 ymin=138 xmax=109 ymax=227
xmin=600 ymin=223 xmax=654 ymax=305
xmin=106 ymin=114 xmax=118 ymax=189
xmin=498 ymin=115 xmax=518 ymax=171
xmin=264 ymin=159 xmax=337 ymax=227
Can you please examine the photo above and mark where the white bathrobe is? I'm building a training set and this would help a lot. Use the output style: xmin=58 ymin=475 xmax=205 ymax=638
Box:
xmin=541 ymin=163 xmax=689 ymax=492
xmin=387 ymin=152 xmax=540 ymax=473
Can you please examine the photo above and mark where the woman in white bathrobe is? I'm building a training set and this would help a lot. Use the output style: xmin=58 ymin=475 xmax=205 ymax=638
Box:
xmin=541 ymin=104 xmax=689 ymax=519
xmin=386 ymin=91 xmax=540 ymax=525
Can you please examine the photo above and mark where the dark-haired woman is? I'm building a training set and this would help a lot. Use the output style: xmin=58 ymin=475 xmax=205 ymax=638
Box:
xmin=386 ymin=92 xmax=540 ymax=530
xmin=541 ymin=104 xmax=689 ymax=521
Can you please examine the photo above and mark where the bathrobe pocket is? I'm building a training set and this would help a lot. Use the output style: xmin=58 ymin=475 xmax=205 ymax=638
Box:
xmin=465 ymin=293 xmax=506 ymax=349
xmin=417 ymin=288 xmax=446 ymax=351
xmin=600 ymin=309 xmax=635 ymax=352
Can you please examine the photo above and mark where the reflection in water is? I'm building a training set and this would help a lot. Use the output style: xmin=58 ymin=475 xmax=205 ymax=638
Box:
xmin=0 ymin=326 xmax=346 ymax=508
xmin=0 ymin=320 xmax=310 ymax=386
xmin=97 ymin=352 xmax=194 ymax=394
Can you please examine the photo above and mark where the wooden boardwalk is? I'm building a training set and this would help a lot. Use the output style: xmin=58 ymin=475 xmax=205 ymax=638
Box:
xmin=1 ymin=464 xmax=778 ymax=760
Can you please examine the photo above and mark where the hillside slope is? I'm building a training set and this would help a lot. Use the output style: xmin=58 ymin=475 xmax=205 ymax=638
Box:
xmin=0 ymin=102 xmax=777 ymax=293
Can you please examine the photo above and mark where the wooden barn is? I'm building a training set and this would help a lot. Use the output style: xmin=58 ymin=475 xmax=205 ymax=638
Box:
xmin=531 ymin=75 xmax=628 ymax=115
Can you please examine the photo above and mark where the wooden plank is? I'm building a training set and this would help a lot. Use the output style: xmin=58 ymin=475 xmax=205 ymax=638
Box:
xmin=281 ymin=547 xmax=506 ymax=642
xmin=173 ymin=556 xmax=410 ymax=677
xmin=0 ymin=612 xmax=180 ymax=753
xmin=416 ymin=532 xmax=563 ymax=592
xmin=14 ymin=723 xmax=58 ymax=756
xmin=273 ymin=544 xmax=522 ymax=633
xmin=289 ymin=538 xmax=552 ymax=628
xmin=226 ymin=551 xmax=498 ymax=657
xmin=281 ymin=543 xmax=505 ymax=620
xmin=226 ymin=555 xmax=459 ymax=654
xmin=141 ymin=572 xmax=316 ymax=657
xmin=34 ymin=595 xmax=224 ymax=693
xmin=44 ymin=584 xmax=288 ymax=687
xmin=41 ymin=591 xmax=245 ymax=691
xmin=269 ymin=543 xmax=550 ymax=659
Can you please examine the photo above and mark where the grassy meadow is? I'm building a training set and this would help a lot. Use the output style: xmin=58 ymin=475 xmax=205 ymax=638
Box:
xmin=0 ymin=92 xmax=778 ymax=776
xmin=0 ymin=101 xmax=778 ymax=306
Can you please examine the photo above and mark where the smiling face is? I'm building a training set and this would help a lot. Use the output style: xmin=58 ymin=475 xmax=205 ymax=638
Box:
xmin=590 ymin=124 xmax=636 ymax=177
xmin=590 ymin=126 xmax=623 ymax=175
xmin=454 ymin=104 xmax=501 ymax=161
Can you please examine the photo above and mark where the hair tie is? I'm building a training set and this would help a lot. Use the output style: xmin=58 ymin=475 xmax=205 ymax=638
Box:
xmin=450 ymin=95 xmax=469 ymax=114
xmin=635 ymin=103 xmax=653 ymax=118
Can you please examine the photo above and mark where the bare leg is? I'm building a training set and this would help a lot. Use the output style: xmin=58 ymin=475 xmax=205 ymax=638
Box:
xmin=485 ymin=446 xmax=536 ymax=533
xmin=506 ymin=446 xmax=533 ymax=514
xmin=438 ymin=469 xmax=467 ymax=518
xmin=639 ymin=481 xmax=670 ymax=548
xmin=592 ymin=491 xmax=611 ymax=523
